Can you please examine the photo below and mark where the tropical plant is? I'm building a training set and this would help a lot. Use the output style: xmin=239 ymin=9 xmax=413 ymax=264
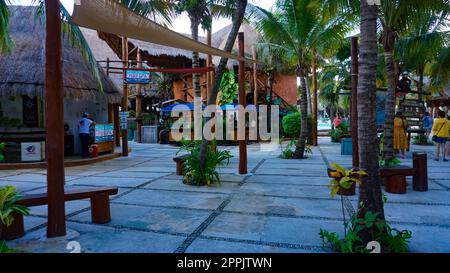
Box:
xmin=177 ymin=139 xmax=233 ymax=186
xmin=329 ymin=123 xmax=349 ymax=143
xmin=319 ymin=210 xmax=412 ymax=253
xmin=327 ymin=163 xmax=366 ymax=198
xmin=219 ymin=70 xmax=238 ymax=105
xmin=197 ymin=0 xmax=248 ymax=169
xmin=281 ymin=112 xmax=312 ymax=141
xmin=248 ymin=0 xmax=354 ymax=159
xmin=0 ymin=142 xmax=5 ymax=162
xmin=413 ymin=134 xmax=433 ymax=145
xmin=0 ymin=186 xmax=30 ymax=228
xmin=379 ymin=0 xmax=450 ymax=162
xmin=0 ymin=0 xmax=13 ymax=53
xmin=379 ymin=157 xmax=401 ymax=168
xmin=322 ymin=164 xmax=411 ymax=253
xmin=280 ymin=138 xmax=312 ymax=159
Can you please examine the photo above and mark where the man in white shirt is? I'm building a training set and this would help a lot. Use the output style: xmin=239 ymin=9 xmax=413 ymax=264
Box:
xmin=78 ymin=113 xmax=96 ymax=157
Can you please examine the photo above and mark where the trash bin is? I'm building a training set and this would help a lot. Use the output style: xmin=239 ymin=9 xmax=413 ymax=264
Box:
xmin=89 ymin=144 xmax=98 ymax=158
xmin=341 ymin=137 xmax=352 ymax=155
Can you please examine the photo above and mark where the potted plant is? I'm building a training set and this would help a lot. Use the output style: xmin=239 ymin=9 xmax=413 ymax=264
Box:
xmin=327 ymin=163 xmax=366 ymax=196
xmin=0 ymin=186 xmax=30 ymax=251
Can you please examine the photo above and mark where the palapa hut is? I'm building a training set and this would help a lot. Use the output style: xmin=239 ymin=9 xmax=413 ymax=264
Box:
xmin=428 ymin=88 xmax=450 ymax=114
xmin=0 ymin=6 xmax=121 ymax=162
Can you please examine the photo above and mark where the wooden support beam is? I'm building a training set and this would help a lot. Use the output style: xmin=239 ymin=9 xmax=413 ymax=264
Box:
xmin=121 ymin=37 xmax=129 ymax=156
xmin=312 ymin=50 xmax=318 ymax=146
xmin=206 ymin=29 xmax=212 ymax=102
xmin=238 ymin=32 xmax=247 ymax=175
xmin=351 ymin=37 xmax=359 ymax=169
xmin=136 ymin=49 xmax=143 ymax=143
xmin=45 ymin=0 xmax=66 ymax=238
xmin=252 ymin=46 xmax=258 ymax=106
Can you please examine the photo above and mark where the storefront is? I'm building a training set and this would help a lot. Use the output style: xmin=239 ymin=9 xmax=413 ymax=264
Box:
xmin=0 ymin=6 xmax=122 ymax=163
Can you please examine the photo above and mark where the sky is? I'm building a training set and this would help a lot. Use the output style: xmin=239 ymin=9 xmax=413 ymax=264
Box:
xmin=13 ymin=0 xmax=275 ymax=35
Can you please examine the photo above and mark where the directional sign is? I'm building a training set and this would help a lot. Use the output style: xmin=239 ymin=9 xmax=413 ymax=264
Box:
xmin=119 ymin=112 xmax=129 ymax=130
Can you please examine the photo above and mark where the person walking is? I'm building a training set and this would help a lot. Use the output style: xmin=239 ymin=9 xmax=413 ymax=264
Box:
xmin=78 ymin=113 xmax=96 ymax=158
xmin=393 ymin=111 xmax=408 ymax=159
xmin=422 ymin=112 xmax=433 ymax=139
xmin=431 ymin=110 xmax=450 ymax=161
xmin=446 ymin=114 xmax=450 ymax=160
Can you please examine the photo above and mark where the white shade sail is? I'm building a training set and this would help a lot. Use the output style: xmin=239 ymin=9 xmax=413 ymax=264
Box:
xmin=71 ymin=0 xmax=253 ymax=63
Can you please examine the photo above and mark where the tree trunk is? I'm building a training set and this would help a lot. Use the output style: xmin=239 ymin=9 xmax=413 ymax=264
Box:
xmin=357 ymin=0 xmax=385 ymax=245
xmin=191 ymin=18 xmax=201 ymax=99
xmin=382 ymin=28 xmax=397 ymax=162
xmin=294 ymin=63 xmax=308 ymax=159
xmin=306 ymin=77 xmax=312 ymax=114
xmin=198 ymin=0 xmax=248 ymax=167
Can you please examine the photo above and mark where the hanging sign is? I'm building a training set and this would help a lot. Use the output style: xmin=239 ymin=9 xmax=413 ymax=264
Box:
xmin=125 ymin=69 xmax=151 ymax=84
xmin=119 ymin=112 xmax=129 ymax=130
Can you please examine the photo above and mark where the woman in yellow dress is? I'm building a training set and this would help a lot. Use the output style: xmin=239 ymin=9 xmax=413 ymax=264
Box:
xmin=394 ymin=112 xmax=408 ymax=159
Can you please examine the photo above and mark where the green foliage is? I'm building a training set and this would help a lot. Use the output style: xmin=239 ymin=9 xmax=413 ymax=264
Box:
xmin=281 ymin=112 xmax=312 ymax=140
xmin=177 ymin=139 xmax=233 ymax=186
xmin=0 ymin=185 xmax=30 ymax=227
xmin=0 ymin=142 xmax=5 ymax=162
xmin=329 ymin=123 xmax=349 ymax=142
xmin=219 ymin=70 xmax=238 ymax=105
xmin=0 ymin=240 xmax=15 ymax=253
xmin=279 ymin=138 xmax=312 ymax=159
xmin=413 ymin=134 xmax=433 ymax=145
xmin=379 ymin=157 xmax=402 ymax=168
xmin=319 ymin=210 xmax=412 ymax=253
xmin=0 ymin=0 xmax=14 ymax=53
xmin=327 ymin=163 xmax=366 ymax=198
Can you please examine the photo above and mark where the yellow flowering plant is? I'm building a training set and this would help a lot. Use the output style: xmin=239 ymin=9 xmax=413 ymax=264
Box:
xmin=327 ymin=163 xmax=367 ymax=198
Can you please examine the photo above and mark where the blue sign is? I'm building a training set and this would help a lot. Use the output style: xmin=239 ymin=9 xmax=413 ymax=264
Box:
xmin=95 ymin=124 xmax=114 ymax=143
xmin=125 ymin=69 xmax=151 ymax=84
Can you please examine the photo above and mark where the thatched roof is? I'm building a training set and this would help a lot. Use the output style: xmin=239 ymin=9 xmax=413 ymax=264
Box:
xmin=97 ymin=31 xmax=207 ymax=68
xmin=212 ymin=23 xmax=260 ymax=67
xmin=0 ymin=6 xmax=121 ymax=103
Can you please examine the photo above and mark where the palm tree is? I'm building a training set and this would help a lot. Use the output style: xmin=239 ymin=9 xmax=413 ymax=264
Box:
xmin=248 ymin=0 xmax=353 ymax=158
xmin=198 ymin=0 xmax=248 ymax=168
xmin=379 ymin=0 xmax=449 ymax=161
xmin=395 ymin=9 xmax=449 ymax=95
xmin=357 ymin=0 xmax=385 ymax=244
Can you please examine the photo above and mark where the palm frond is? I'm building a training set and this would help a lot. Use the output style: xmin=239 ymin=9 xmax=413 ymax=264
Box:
xmin=0 ymin=0 xmax=14 ymax=53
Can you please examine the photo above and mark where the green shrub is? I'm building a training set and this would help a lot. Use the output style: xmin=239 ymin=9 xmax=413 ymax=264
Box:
xmin=279 ymin=138 xmax=312 ymax=159
xmin=281 ymin=112 xmax=312 ymax=141
xmin=329 ymin=123 xmax=349 ymax=142
xmin=177 ymin=140 xmax=233 ymax=186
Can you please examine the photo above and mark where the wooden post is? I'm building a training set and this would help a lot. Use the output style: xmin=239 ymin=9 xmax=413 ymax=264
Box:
xmin=252 ymin=46 xmax=258 ymax=107
xmin=106 ymin=57 xmax=110 ymax=76
xmin=312 ymin=50 xmax=318 ymax=146
xmin=121 ymin=37 xmax=129 ymax=156
xmin=108 ymin=103 xmax=114 ymax=123
xmin=114 ymin=103 xmax=120 ymax=147
xmin=238 ymin=32 xmax=247 ymax=174
xmin=206 ymin=29 xmax=212 ymax=102
xmin=136 ymin=49 xmax=143 ymax=143
xmin=351 ymin=37 xmax=359 ymax=168
xmin=45 ymin=0 xmax=66 ymax=238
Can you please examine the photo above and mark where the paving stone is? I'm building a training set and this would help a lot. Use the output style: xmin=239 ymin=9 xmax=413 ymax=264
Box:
xmin=113 ymin=189 xmax=227 ymax=210
xmin=67 ymin=176 xmax=151 ymax=187
xmin=71 ymin=203 xmax=210 ymax=235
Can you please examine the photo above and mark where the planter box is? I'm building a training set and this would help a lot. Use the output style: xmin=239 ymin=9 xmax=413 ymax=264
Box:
xmin=341 ymin=138 xmax=352 ymax=155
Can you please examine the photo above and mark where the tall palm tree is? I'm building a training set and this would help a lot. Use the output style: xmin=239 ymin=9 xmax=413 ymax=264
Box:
xmin=198 ymin=0 xmax=248 ymax=168
xmin=357 ymin=0 xmax=385 ymax=244
xmin=379 ymin=0 xmax=449 ymax=161
xmin=248 ymin=0 xmax=353 ymax=158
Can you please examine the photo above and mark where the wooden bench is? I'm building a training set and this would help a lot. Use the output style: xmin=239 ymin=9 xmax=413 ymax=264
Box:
xmin=173 ymin=154 xmax=189 ymax=175
xmin=380 ymin=166 xmax=416 ymax=194
xmin=1 ymin=187 xmax=118 ymax=241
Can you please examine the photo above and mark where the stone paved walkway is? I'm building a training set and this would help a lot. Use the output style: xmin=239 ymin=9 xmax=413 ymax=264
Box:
xmin=2 ymin=138 xmax=450 ymax=253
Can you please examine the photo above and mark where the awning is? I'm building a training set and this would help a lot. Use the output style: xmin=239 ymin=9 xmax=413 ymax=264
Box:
xmin=71 ymin=0 xmax=254 ymax=63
